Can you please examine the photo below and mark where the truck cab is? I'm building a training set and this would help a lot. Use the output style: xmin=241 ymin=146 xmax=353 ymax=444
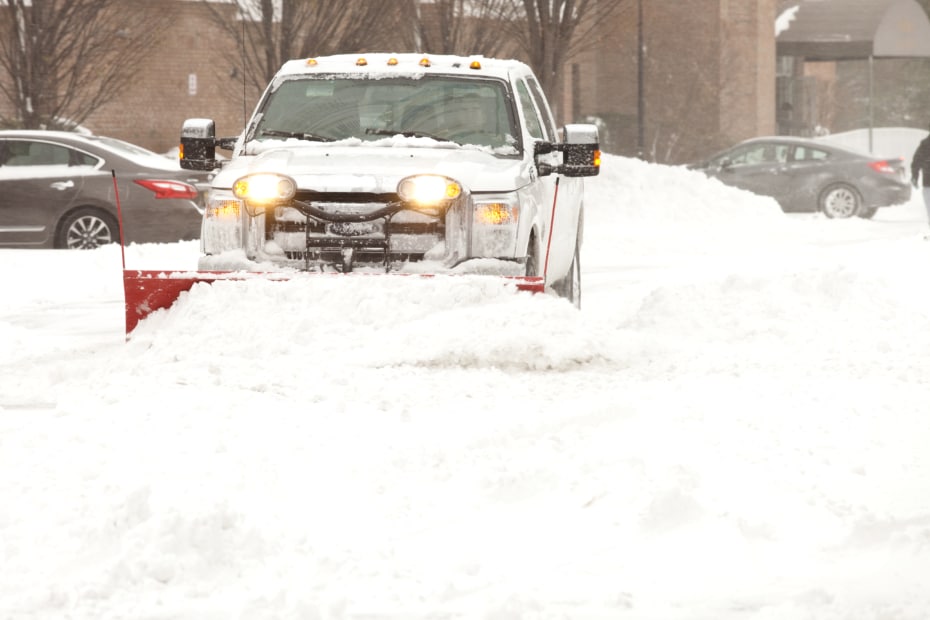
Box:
xmin=179 ymin=53 xmax=599 ymax=305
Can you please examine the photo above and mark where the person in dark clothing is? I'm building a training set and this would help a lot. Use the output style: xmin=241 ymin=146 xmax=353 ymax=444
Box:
xmin=912 ymin=126 xmax=930 ymax=228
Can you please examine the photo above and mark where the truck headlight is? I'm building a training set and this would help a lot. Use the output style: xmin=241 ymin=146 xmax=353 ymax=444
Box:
xmin=397 ymin=174 xmax=462 ymax=213
xmin=232 ymin=173 xmax=296 ymax=209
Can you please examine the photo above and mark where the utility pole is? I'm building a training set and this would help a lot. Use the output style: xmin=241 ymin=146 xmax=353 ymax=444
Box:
xmin=637 ymin=0 xmax=645 ymax=158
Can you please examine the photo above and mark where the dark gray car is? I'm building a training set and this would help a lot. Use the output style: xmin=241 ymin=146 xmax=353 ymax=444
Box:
xmin=0 ymin=130 xmax=212 ymax=249
xmin=689 ymin=136 xmax=912 ymax=219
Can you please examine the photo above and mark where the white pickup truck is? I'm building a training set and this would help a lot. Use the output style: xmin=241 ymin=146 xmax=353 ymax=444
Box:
xmin=179 ymin=53 xmax=599 ymax=305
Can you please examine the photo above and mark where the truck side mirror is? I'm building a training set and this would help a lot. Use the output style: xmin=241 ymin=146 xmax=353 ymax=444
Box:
xmin=180 ymin=118 xmax=218 ymax=171
xmin=533 ymin=124 xmax=601 ymax=178
xmin=559 ymin=124 xmax=600 ymax=177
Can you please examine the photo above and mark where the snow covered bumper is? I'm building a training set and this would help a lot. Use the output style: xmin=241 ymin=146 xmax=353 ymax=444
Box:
xmin=200 ymin=173 xmax=524 ymax=273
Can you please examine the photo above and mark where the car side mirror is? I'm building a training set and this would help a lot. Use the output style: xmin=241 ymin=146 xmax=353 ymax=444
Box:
xmin=534 ymin=123 xmax=601 ymax=178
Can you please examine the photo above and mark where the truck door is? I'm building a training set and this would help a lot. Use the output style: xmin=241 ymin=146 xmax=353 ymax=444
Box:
xmin=517 ymin=77 xmax=579 ymax=282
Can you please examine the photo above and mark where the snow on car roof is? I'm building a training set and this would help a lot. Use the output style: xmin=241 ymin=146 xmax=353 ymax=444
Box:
xmin=276 ymin=53 xmax=530 ymax=81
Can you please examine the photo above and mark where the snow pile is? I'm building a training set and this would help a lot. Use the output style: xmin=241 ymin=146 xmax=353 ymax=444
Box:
xmin=586 ymin=155 xmax=787 ymax=254
xmin=775 ymin=5 xmax=800 ymax=36
xmin=816 ymin=126 xmax=928 ymax=169
xmin=3 ymin=153 xmax=930 ymax=620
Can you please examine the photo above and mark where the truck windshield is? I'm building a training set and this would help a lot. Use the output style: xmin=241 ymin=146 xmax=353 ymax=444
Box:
xmin=251 ymin=75 xmax=519 ymax=153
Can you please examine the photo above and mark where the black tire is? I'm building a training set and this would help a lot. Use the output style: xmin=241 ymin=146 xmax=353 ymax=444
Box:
xmin=56 ymin=208 xmax=120 ymax=249
xmin=551 ymin=241 xmax=581 ymax=309
xmin=819 ymin=184 xmax=861 ymax=219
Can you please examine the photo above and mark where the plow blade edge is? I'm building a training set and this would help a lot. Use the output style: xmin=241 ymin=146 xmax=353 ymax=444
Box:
xmin=122 ymin=270 xmax=545 ymax=335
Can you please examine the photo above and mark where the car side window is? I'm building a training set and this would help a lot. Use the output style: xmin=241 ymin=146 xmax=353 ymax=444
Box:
xmin=71 ymin=150 xmax=99 ymax=167
xmin=724 ymin=144 xmax=789 ymax=167
xmin=516 ymin=80 xmax=545 ymax=140
xmin=793 ymin=146 xmax=829 ymax=161
xmin=728 ymin=145 xmax=762 ymax=166
xmin=0 ymin=140 xmax=72 ymax=166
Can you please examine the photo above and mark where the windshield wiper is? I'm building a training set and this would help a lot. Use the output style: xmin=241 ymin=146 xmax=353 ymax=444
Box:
xmin=259 ymin=129 xmax=335 ymax=142
xmin=365 ymin=128 xmax=458 ymax=145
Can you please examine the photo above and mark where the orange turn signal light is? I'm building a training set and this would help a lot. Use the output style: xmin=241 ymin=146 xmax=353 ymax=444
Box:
xmin=475 ymin=203 xmax=517 ymax=226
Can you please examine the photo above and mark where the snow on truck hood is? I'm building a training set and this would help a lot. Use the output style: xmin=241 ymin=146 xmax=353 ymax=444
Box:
xmin=213 ymin=139 xmax=528 ymax=194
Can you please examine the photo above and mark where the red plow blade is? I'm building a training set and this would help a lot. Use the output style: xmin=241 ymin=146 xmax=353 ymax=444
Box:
xmin=122 ymin=270 xmax=546 ymax=335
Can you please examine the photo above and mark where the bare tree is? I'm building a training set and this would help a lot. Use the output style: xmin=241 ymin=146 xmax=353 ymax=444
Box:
xmin=0 ymin=0 xmax=168 ymax=129
xmin=201 ymin=0 xmax=411 ymax=98
xmin=412 ymin=0 xmax=516 ymax=57
xmin=500 ymin=0 xmax=629 ymax=118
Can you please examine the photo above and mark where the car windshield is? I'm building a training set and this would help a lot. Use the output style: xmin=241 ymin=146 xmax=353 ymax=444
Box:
xmin=250 ymin=75 xmax=520 ymax=153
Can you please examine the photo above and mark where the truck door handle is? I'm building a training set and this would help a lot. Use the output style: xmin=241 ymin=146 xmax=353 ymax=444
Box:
xmin=50 ymin=180 xmax=75 ymax=190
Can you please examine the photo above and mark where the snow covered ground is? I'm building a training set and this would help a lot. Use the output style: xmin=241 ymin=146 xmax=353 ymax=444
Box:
xmin=2 ymin=154 xmax=930 ymax=619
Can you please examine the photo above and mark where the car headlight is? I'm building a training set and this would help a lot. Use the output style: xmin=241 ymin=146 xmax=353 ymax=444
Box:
xmin=232 ymin=173 xmax=296 ymax=208
xmin=397 ymin=174 xmax=462 ymax=213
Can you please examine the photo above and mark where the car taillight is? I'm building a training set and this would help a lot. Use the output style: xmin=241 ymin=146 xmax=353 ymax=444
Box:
xmin=868 ymin=160 xmax=897 ymax=174
xmin=134 ymin=179 xmax=199 ymax=200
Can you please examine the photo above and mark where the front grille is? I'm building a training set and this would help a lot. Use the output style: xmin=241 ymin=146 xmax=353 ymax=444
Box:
xmin=293 ymin=190 xmax=400 ymax=204
xmin=268 ymin=194 xmax=444 ymax=270
xmin=274 ymin=219 xmax=441 ymax=236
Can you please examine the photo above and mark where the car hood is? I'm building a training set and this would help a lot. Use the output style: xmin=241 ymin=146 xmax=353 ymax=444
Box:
xmin=212 ymin=143 xmax=529 ymax=194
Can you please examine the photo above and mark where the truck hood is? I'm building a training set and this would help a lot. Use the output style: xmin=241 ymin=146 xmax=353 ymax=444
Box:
xmin=212 ymin=143 xmax=530 ymax=194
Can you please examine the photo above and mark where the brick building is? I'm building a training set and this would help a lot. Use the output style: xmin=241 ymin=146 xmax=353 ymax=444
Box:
xmin=568 ymin=0 xmax=777 ymax=163
xmin=1 ymin=0 xmax=778 ymax=165
xmin=82 ymin=0 xmax=247 ymax=155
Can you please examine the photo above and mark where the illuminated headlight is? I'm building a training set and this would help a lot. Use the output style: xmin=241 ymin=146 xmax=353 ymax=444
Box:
xmin=397 ymin=174 xmax=462 ymax=212
xmin=232 ymin=173 xmax=296 ymax=208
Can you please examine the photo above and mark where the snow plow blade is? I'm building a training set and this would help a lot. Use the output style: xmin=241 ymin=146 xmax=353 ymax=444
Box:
xmin=122 ymin=270 xmax=546 ymax=335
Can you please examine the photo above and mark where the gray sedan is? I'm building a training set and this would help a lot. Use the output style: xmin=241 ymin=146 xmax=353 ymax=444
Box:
xmin=0 ymin=130 xmax=212 ymax=249
xmin=689 ymin=136 xmax=912 ymax=218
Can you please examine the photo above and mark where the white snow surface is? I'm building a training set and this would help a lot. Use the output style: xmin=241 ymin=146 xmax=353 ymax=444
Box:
xmin=775 ymin=5 xmax=799 ymax=36
xmin=3 ymin=153 xmax=930 ymax=619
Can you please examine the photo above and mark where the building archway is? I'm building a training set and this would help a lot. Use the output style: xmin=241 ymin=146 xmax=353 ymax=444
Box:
xmin=776 ymin=0 xmax=930 ymax=149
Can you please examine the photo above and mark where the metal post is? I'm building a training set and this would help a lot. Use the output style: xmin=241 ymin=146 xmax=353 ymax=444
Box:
xmin=637 ymin=0 xmax=645 ymax=157
xmin=868 ymin=55 xmax=874 ymax=153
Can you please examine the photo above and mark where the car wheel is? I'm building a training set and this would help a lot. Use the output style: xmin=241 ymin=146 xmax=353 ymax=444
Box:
xmin=857 ymin=207 xmax=877 ymax=219
xmin=56 ymin=208 xmax=120 ymax=249
xmin=819 ymin=184 xmax=861 ymax=219
xmin=551 ymin=241 xmax=581 ymax=308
